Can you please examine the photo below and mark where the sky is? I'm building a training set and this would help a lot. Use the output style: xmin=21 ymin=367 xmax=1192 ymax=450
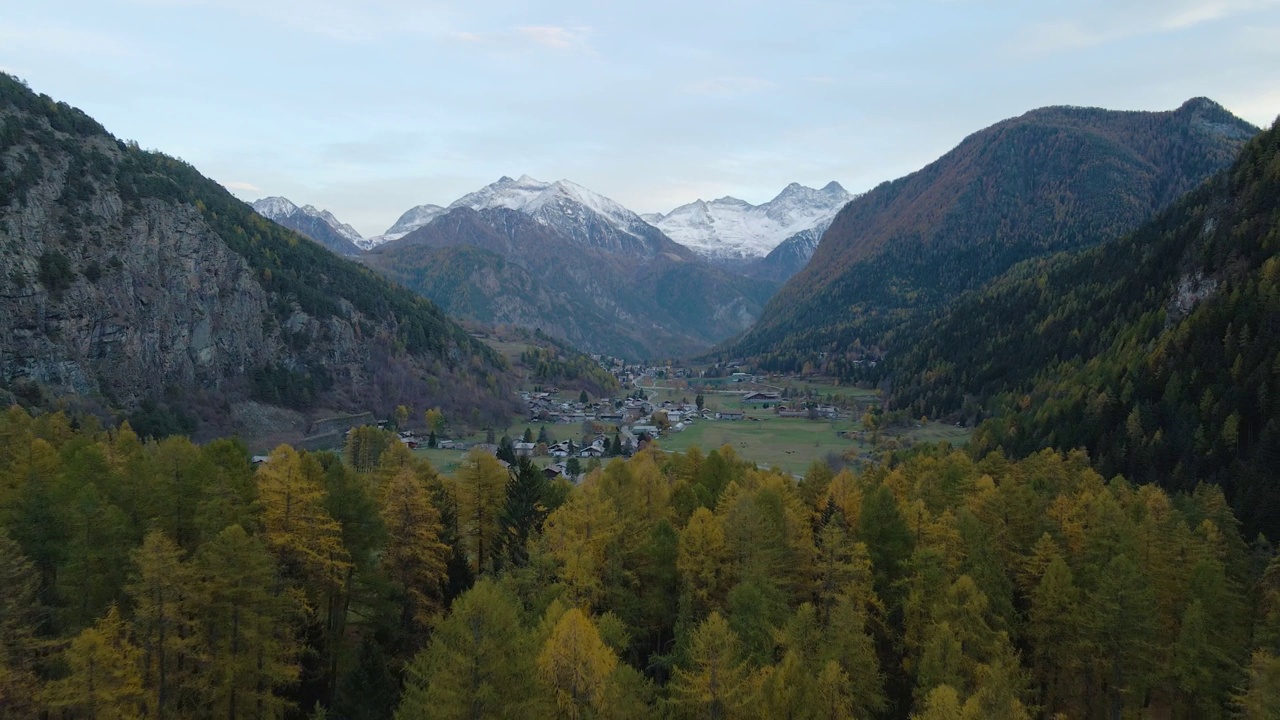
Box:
xmin=3 ymin=0 xmax=1279 ymax=237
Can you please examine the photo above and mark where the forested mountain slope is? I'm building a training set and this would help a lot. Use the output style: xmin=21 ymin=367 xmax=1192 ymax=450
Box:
xmin=0 ymin=74 xmax=516 ymax=433
xmin=890 ymin=117 xmax=1280 ymax=536
xmin=723 ymin=98 xmax=1257 ymax=372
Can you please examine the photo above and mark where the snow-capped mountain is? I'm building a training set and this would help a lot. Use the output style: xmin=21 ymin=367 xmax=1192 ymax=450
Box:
xmin=646 ymin=181 xmax=853 ymax=262
xmin=251 ymin=197 xmax=364 ymax=256
xmin=444 ymin=175 xmax=678 ymax=258
xmin=360 ymin=204 xmax=448 ymax=249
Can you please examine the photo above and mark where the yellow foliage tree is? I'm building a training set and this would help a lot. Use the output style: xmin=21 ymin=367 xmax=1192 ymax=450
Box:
xmin=41 ymin=605 xmax=146 ymax=719
xmin=678 ymin=507 xmax=730 ymax=618
xmin=537 ymin=608 xmax=618 ymax=720
xmin=454 ymin=450 xmax=508 ymax=575
xmin=255 ymin=445 xmax=350 ymax=590
xmin=380 ymin=467 xmax=449 ymax=634
xmin=542 ymin=481 xmax=622 ymax=609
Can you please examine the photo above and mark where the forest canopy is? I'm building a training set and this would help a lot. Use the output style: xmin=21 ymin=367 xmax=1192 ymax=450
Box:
xmin=1 ymin=405 xmax=1278 ymax=718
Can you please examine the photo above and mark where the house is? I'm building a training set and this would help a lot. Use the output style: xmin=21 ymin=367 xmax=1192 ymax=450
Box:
xmin=513 ymin=441 xmax=536 ymax=458
xmin=544 ymin=463 xmax=568 ymax=480
xmin=580 ymin=443 xmax=605 ymax=459
xmin=631 ymin=424 xmax=660 ymax=437
xmin=439 ymin=439 xmax=457 ymax=449
xmin=549 ymin=440 xmax=576 ymax=458
xmin=717 ymin=411 xmax=745 ymax=421
xmin=742 ymin=392 xmax=781 ymax=404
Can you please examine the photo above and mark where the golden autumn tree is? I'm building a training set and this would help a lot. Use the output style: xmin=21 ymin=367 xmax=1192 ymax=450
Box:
xmin=541 ymin=481 xmax=622 ymax=609
xmin=193 ymin=525 xmax=299 ymax=720
xmin=667 ymin=612 xmax=753 ymax=720
xmin=379 ymin=466 xmax=449 ymax=635
xmin=397 ymin=579 xmax=542 ymax=720
xmin=41 ymin=605 xmax=146 ymax=719
xmin=537 ymin=608 xmax=618 ymax=720
xmin=255 ymin=445 xmax=350 ymax=590
xmin=125 ymin=530 xmax=202 ymax=718
xmin=0 ymin=528 xmax=40 ymax=718
xmin=677 ymin=507 xmax=730 ymax=619
xmin=454 ymin=450 xmax=508 ymax=575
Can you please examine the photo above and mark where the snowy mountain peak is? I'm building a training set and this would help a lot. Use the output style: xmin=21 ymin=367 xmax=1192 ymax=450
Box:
xmin=648 ymin=181 xmax=855 ymax=261
xmin=360 ymin=203 xmax=449 ymax=250
xmin=251 ymin=197 xmax=362 ymax=243
xmin=251 ymin=196 xmax=299 ymax=220
xmin=250 ymin=196 xmax=363 ymax=256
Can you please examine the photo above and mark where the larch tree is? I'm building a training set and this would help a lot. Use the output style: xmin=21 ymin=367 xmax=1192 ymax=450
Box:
xmin=454 ymin=450 xmax=509 ymax=576
xmin=396 ymin=579 xmax=541 ymax=720
xmin=667 ymin=612 xmax=753 ymax=720
xmin=541 ymin=481 xmax=622 ymax=609
xmin=41 ymin=605 xmax=146 ymax=719
xmin=255 ymin=445 xmax=351 ymax=591
xmin=537 ymin=608 xmax=618 ymax=720
xmin=677 ymin=507 xmax=730 ymax=620
xmin=0 ymin=528 xmax=40 ymax=718
xmin=379 ymin=466 xmax=450 ymax=636
xmin=193 ymin=525 xmax=299 ymax=720
xmin=126 ymin=530 xmax=202 ymax=719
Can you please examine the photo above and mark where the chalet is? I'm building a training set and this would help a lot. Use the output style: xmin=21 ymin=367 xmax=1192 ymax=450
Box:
xmin=631 ymin=424 xmax=661 ymax=437
xmin=717 ymin=411 xmax=745 ymax=421
xmin=742 ymin=392 xmax=781 ymax=404
xmin=544 ymin=463 xmax=568 ymax=480
xmin=580 ymin=442 xmax=605 ymax=459
xmin=513 ymin=441 xmax=536 ymax=458
xmin=549 ymin=440 xmax=576 ymax=458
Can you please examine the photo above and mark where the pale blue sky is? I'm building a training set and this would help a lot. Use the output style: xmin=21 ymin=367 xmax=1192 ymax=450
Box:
xmin=3 ymin=0 xmax=1279 ymax=236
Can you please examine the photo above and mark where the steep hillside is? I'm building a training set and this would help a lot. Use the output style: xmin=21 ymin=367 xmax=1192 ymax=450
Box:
xmin=366 ymin=204 xmax=778 ymax=359
xmin=724 ymin=99 xmax=1258 ymax=369
xmin=746 ymin=222 xmax=830 ymax=282
xmin=890 ymin=118 xmax=1280 ymax=535
xmin=0 ymin=74 xmax=517 ymax=434
xmin=251 ymin=196 xmax=363 ymax=256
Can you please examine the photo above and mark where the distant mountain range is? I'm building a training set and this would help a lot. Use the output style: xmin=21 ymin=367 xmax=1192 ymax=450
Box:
xmin=721 ymin=97 xmax=1260 ymax=367
xmin=262 ymin=177 xmax=851 ymax=281
xmin=644 ymin=181 xmax=853 ymax=265
xmin=363 ymin=177 xmax=778 ymax=359
xmin=251 ymin=197 xmax=364 ymax=256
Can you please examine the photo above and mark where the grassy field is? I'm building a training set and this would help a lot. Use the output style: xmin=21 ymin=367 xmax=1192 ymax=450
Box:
xmin=655 ymin=416 xmax=867 ymax=476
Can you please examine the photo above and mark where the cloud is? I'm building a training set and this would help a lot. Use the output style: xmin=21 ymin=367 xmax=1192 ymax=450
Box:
xmin=684 ymin=76 xmax=775 ymax=97
xmin=0 ymin=24 xmax=137 ymax=58
xmin=1014 ymin=0 xmax=1280 ymax=54
xmin=223 ymin=180 xmax=262 ymax=192
xmin=126 ymin=0 xmax=452 ymax=43
xmin=517 ymin=25 xmax=591 ymax=49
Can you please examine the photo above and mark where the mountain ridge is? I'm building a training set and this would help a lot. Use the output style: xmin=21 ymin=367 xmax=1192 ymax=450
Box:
xmin=721 ymin=97 xmax=1260 ymax=369
xmin=0 ymin=73 xmax=517 ymax=435
xmin=250 ymin=196 xmax=364 ymax=256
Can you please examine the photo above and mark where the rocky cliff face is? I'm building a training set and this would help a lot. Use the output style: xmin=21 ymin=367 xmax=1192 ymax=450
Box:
xmin=0 ymin=74 xmax=516 ymax=432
